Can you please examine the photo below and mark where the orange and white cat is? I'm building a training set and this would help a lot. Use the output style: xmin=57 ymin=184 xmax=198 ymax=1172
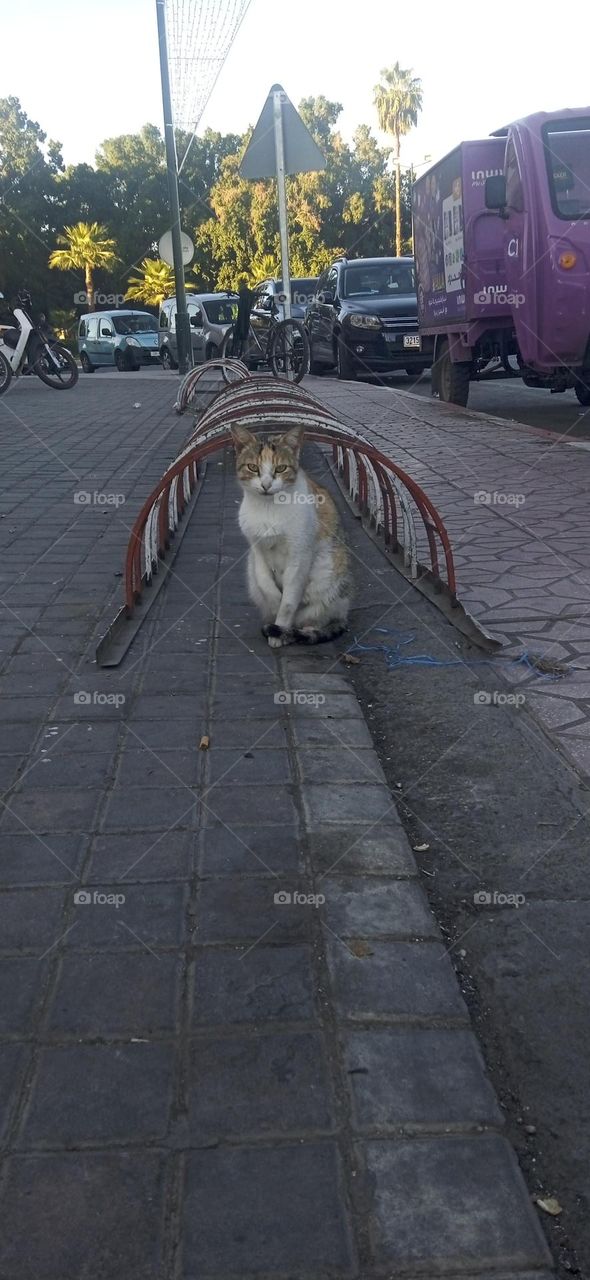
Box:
xmin=232 ymin=424 xmax=351 ymax=648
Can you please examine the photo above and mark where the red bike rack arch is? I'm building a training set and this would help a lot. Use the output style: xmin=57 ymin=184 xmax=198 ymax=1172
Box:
xmin=96 ymin=364 xmax=492 ymax=666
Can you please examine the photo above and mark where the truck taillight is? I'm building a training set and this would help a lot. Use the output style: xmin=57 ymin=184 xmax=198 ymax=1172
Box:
xmin=558 ymin=251 xmax=577 ymax=269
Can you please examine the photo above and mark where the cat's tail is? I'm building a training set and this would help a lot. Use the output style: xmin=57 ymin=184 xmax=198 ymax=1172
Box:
xmin=293 ymin=621 xmax=347 ymax=645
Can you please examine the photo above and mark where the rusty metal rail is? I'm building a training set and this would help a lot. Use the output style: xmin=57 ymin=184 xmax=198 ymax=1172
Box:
xmin=96 ymin=363 xmax=495 ymax=666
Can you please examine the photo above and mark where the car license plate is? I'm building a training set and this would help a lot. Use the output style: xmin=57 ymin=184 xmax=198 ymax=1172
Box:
xmin=403 ymin=335 xmax=421 ymax=349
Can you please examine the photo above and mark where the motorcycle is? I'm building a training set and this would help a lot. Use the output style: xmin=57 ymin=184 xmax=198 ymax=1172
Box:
xmin=0 ymin=291 xmax=78 ymax=394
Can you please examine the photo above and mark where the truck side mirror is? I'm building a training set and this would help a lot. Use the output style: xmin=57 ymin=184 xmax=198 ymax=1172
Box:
xmin=485 ymin=175 xmax=507 ymax=212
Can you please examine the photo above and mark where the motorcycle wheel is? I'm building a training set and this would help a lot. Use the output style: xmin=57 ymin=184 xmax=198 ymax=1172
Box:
xmin=34 ymin=345 xmax=79 ymax=390
xmin=0 ymin=351 xmax=12 ymax=395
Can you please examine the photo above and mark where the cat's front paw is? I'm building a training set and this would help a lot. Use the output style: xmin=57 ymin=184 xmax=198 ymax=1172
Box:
xmin=264 ymin=623 xmax=293 ymax=649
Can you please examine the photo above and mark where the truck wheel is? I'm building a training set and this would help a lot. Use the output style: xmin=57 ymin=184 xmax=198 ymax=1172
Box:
xmin=575 ymin=378 xmax=590 ymax=406
xmin=438 ymin=340 xmax=470 ymax=406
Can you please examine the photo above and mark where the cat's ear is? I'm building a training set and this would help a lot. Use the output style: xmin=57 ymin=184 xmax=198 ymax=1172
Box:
xmin=279 ymin=425 xmax=305 ymax=452
xmin=231 ymin=425 xmax=256 ymax=451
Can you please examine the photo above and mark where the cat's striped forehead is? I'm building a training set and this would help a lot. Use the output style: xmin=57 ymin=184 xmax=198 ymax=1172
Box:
xmin=232 ymin=426 xmax=303 ymax=474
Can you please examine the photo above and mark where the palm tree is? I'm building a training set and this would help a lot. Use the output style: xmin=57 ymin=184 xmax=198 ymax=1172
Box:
xmin=374 ymin=64 xmax=423 ymax=255
xmin=49 ymin=222 xmax=118 ymax=311
xmin=125 ymin=258 xmax=176 ymax=307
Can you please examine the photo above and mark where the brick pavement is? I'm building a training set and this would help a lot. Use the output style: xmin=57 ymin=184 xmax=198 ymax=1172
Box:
xmin=309 ymin=376 xmax=590 ymax=779
xmin=0 ymin=374 xmax=553 ymax=1277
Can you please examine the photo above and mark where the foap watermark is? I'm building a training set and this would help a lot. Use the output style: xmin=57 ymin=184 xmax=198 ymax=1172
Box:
xmin=473 ymin=890 xmax=525 ymax=908
xmin=74 ymin=889 xmax=125 ymax=908
xmin=474 ymin=490 xmax=525 ymax=507
xmin=274 ymin=690 xmax=325 ymax=707
xmin=274 ymin=491 xmax=325 ymax=505
xmin=74 ymin=691 xmax=126 ymax=708
xmin=474 ymin=690 xmax=525 ymax=708
xmin=74 ymin=291 xmax=126 ymax=307
xmin=474 ymin=288 xmax=525 ymax=309
xmin=74 ymin=490 xmax=126 ymax=508
xmin=274 ymin=889 xmax=325 ymax=908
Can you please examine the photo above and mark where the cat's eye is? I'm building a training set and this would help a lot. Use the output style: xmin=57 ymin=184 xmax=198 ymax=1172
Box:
xmin=247 ymin=464 xmax=259 ymax=473
xmin=275 ymin=465 xmax=287 ymax=473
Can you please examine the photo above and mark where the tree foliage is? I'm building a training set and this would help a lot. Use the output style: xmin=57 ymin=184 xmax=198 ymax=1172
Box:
xmin=0 ymin=94 xmax=413 ymax=322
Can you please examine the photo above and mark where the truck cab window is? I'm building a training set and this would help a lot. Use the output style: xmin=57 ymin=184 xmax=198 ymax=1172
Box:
xmin=505 ymin=140 xmax=524 ymax=212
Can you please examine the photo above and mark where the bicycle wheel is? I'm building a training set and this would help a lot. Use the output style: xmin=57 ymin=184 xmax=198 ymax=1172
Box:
xmin=0 ymin=350 xmax=13 ymax=395
xmin=269 ymin=319 xmax=310 ymax=383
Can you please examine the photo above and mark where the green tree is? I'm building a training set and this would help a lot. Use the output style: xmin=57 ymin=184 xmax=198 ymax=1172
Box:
xmin=49 ymin=222 xmax=118 ymax=310
xmin=374 ymin=64 xmax=423 ymax=255
xmin=125 ymin=258 xmax=176 ymax=306
xmin=0 ymin=96 xmax=63 ymax=306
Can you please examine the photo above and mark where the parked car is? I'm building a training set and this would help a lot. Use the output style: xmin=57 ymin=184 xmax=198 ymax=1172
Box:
xmin=306 ymin=257 xmax=433 ymax=379
xmin=251 ymin=277 xmax=318 ymax=322
xmin=158 ymin=293 xmax=238 ymax=369
xmin=78 ymin=310 xmax=159 ymax=372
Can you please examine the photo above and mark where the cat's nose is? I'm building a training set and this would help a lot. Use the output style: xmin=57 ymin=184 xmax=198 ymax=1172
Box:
xmin=260 ymin=477 xmax=272 ymax=492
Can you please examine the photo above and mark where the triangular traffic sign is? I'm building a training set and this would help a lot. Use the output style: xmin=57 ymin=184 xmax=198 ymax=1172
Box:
xmin=239 ymin=84 xmax=326 ymax=179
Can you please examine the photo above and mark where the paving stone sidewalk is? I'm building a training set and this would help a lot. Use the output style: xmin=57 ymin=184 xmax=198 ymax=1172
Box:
xmin=308 ymin=376 xmax=590 ymax=778
xmin=0 ymin=377 xmax=553 ymax=1277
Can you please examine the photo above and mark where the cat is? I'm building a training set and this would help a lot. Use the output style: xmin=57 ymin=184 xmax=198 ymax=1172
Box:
xmin=231 ymin=423 xmax=352 ymax=648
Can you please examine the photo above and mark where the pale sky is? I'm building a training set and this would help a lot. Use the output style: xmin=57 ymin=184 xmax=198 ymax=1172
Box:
xmin=3 ymin=0 xmax=589 ymax=171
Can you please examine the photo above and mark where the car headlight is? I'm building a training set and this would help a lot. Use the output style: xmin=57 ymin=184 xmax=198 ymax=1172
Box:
xmin=126 ymin=337 xmax=141 ymax=347
xmin=348 ymin=314 xmax=382 ymax=330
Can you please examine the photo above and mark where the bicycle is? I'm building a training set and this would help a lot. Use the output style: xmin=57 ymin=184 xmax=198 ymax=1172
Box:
xmin=220 ymin=288 xmax=310 ymax=384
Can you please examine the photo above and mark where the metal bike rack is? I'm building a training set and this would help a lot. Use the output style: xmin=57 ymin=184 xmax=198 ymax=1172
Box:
xmin=96 ymin=364 xmax=497 ymax=666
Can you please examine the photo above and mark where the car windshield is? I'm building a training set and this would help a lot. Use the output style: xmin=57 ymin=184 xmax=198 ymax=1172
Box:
xmin=202 ymin=299 xmax=238 ymax=324
xmin=342 ymin=263 xmax=415 ymax=298
xmin=544 ymin=118 xmax=590 ymax=219
xmin=275 ymin=279 xmax=318 ymax=304
xmin=112 ymin=315 xmax=158 ymax=335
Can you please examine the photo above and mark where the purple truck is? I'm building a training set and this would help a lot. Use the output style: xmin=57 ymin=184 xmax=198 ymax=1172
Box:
xmin=412 ymin=108 xmax=590 ymax=406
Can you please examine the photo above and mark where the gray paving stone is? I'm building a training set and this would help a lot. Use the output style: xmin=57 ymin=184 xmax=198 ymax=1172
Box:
xmin=187 ymin=1031 xmax=334 ymax=1139
xmin=204 ymin=718 xmax=287 ymax=749
xmin=16 ymin=751 xmax=115 ymax=790
xmin=0 ymin=1152 xmax=165 ymax=1280
xmin=123 ymin=717 xmax=206 ymax=750
xmin=87 ymin=830 xmax=192 ymax=882
xmin=304 ymin=782 xmax=394 ymax=826
xmin=101 ymin=786 xmax=198 ymax=832
xmin=0 ymin=958 xmax=48 ymax=1032
xmin=212 ymin=692 xmax=283 ymax=720
xmin=326 ymin=938 xmax=468 ymax=1022
xmin=0 ymin=833 xmax=86 ymax=886
xmin=0 ymin=1044 xmax=27 ymax=1140
xmin=65 ymin=883 xmax=187 ymax=950
xmin=0 ymin=787 xmax=102 ymax=834
xmin=20 ymin=1043 xmax=174 ymax=1145
xmin=199 ymin=823 xmax=301 ymax=876
xmin=345 ymin=1028 xmax=503 ymax=1129
xmin=197 ymin=877 xmax=312 ymax=943
xmin=202 ymin=782 xmax=297 ymax=826
xmin=128 ymin=694 xmax=207 ymax=721
xmin=0 ymin=888 xmax=67 ymax=951
xmin=0 ymin=696 xmax=55 ymax=722
xmin=192 ymin=944 xmax=316 ymax=1025
xmin=205 ymin=747 xmax=292 ymax=784
xmin=323 ymin=877 xmax=438 ymax=938
xmin=0 ymin=722 xmax=40 ymax=755
xmin=290 ymin=692 xmax=362 ymax=718
xmin=298 ymin=745 xmax=387 ymax=784
xmin=116 ymin=748 xmax=200 ymax=788
xmin=49 ymin=952 xmax=181 ymax=1037
xmin=309 ymin=825 xmax=415 ymax=875
xmin=364 ymin=1135 xmax=552 ymax=1270
xmin=183 ymin=1143 xmax=355 ymax=1275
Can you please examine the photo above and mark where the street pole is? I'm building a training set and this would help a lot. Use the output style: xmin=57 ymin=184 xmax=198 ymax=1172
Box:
xmin=272 ymin=86 xmax=291 ymax=320
xmin=156 ymin=0 xmax=192 ymax=374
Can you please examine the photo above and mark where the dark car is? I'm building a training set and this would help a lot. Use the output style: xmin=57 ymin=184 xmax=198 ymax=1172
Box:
xmin=306 ymin=256 xmax=433 ymax=380
xmin=251 ymin=277 xmax=318 ymax=322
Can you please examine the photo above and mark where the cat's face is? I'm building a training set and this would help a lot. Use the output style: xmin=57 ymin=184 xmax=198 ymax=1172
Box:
xmin=231 ymin=425 xmax=304 ymax=497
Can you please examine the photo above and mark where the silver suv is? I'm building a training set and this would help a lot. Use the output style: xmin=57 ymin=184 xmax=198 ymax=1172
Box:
xmin=158 ymin=292 xmax=238 ymax=369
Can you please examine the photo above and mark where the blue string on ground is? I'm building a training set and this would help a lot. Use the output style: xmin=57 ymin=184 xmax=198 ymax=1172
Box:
xmin=346 ymin=627 xmax=564 ymax=680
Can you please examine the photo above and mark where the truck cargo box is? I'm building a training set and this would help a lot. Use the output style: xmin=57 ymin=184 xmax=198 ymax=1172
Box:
xmin=413 ymin=138 xmax=508 ymax=329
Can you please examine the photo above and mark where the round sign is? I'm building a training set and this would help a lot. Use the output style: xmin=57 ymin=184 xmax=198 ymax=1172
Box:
xmin=158 ymin=230 xmax=194 ymax=267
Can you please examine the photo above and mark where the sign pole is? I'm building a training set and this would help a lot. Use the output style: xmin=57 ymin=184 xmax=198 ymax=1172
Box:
xmin=156 ymin=0 xmax=192 ymax=374
xmin=272 ymin=88 xmax=292 ymax=320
